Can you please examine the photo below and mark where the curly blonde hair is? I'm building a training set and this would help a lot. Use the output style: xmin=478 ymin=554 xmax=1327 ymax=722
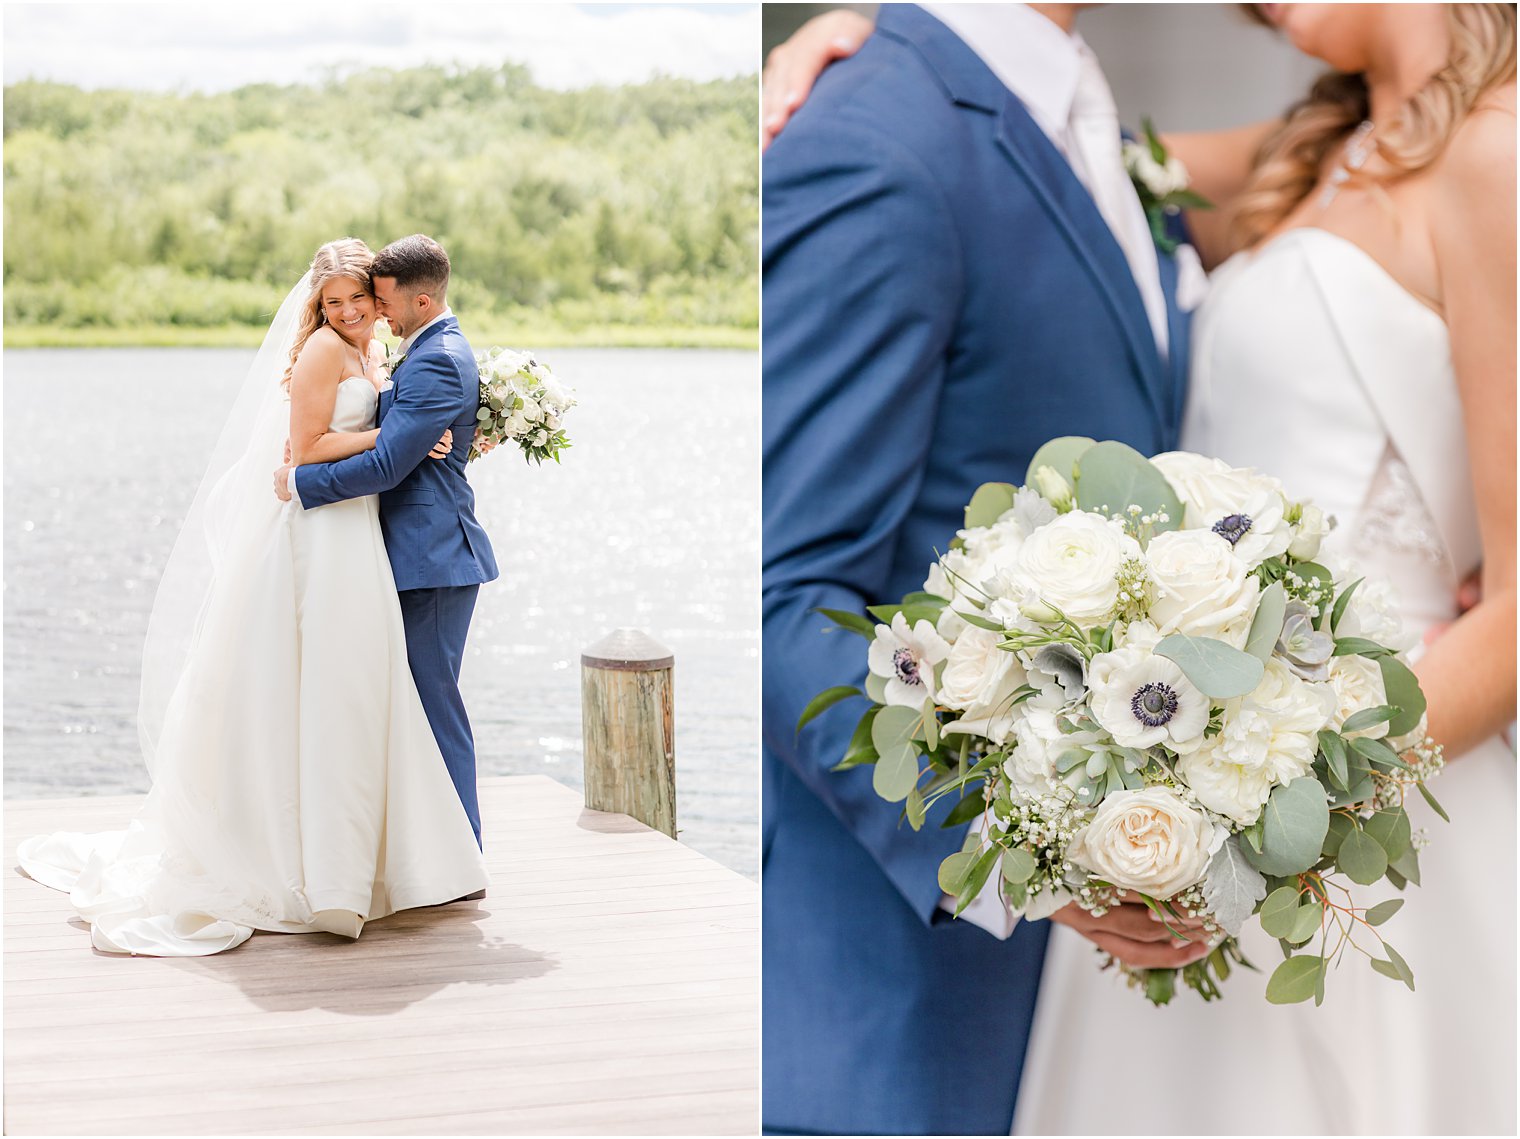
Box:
xmin=1230 ymin=4 xmax=1516 ymax=252
xmin=282 ymin=238 xmax=376 ymax=387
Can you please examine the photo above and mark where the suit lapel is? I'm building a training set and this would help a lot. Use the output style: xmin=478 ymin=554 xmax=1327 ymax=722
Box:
xmin=989 ymin=100 xmax=1170 ymax=436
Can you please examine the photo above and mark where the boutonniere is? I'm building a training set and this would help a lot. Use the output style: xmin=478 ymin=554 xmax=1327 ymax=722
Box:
xmin=381 ymin=348 xmax=407 ymax=383
xmin=1123 ymin=118 xmax=1212 ymax=254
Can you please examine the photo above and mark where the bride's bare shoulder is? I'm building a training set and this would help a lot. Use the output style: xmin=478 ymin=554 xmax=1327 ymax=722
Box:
xmin=1436 ymin=85 xmax=1515 ymax=203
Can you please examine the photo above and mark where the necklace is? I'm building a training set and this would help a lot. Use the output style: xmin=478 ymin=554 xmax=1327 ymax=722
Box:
xmin=1319 ymin=119 xmax=1377 ymax=208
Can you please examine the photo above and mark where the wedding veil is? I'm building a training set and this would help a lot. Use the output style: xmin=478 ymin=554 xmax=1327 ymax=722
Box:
xmin=137 ymin=273 xmax=311 ymax=778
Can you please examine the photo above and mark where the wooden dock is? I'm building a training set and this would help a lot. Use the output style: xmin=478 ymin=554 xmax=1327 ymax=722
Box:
xmin=4 ymin=775 xmax=758 ymax=1135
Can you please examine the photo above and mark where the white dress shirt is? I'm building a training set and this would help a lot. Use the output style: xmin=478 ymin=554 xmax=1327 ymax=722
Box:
xmin=920 ymin=3 xmax=1169 ymax=357
xmin=286 ymin=306 xmax=454 ymax=506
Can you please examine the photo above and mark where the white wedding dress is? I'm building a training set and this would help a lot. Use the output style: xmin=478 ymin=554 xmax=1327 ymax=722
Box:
xmin=1015 ymin=229 xmax=1516 ymax=1135
xmin=18 ymin=358 xmax=489 ymax=956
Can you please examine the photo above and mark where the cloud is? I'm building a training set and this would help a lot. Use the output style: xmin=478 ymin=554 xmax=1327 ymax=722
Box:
xmin=3 ymin=2 xmax=760 ymax=91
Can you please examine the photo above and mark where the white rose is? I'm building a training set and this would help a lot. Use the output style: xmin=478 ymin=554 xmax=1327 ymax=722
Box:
xmin=1150 ymin=452 xmax=1294 ymax=567
xmin=505 ymin=411 xmax=530 ymax=436
xmin=1145 ymin=529 xmax=1260 ymax=647
xmin=1327 ymin=655 xmax=1390 ymax=739
xmin=532 ymin=428 xmax=549 ymax=446
xmin=1088 ymin=645 xmax=1211 ymax=753
xmin=1287 ymin=503 xmax=1331 ymax=561
xmin=1175 ymin=660 xmax=1335 ymax=824
xmin=1067 ymin=787 xmax=1223 ymax=899
xmin=519 ymin=399 xmax=544 ymax=424
xmin=1014 ymin=511 xmax=1141 ymax=626
xmin=939 ymin=626 xmax=1028 ymax=745
xmin=544 ymin=413 xmax=561 ymax=431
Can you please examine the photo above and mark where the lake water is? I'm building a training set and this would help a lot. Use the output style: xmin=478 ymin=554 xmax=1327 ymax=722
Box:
xmin=3 ymin=347 xmax=759 ymax=878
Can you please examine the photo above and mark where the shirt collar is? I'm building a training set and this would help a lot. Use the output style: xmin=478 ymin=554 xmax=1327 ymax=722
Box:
xmin=397 ymin=307 xmax=453 ymax=356
xmin=919 ymin=3 xmax=1085 ymax=135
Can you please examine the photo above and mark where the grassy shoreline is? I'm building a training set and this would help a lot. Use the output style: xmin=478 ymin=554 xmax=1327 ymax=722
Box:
xmin=4 ymin=324 xmax=757 ymax=351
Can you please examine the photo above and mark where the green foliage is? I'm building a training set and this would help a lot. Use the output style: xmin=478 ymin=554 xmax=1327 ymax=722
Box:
xmin=3 ymin=69 xmax=757 ymax=341
xmin=1155 ymin=633 xmax=1264 ymax=699
xmin=1240 ymin=777 xmax=1331 ymax=877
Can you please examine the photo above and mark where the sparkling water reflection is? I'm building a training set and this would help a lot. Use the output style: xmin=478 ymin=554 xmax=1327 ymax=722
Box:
xmin=3 ymin=347 xmax=759 ymax=878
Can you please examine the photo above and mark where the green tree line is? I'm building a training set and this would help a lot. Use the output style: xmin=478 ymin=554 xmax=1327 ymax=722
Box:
xmin=3 ymin=65 xmax=757 ymax=346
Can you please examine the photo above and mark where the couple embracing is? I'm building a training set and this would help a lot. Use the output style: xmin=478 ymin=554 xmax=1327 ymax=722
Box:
xmin=762 ymin=3 xmax=1514 ymax=1134
xmin=20 ymin=234 xmax=499 ymax=955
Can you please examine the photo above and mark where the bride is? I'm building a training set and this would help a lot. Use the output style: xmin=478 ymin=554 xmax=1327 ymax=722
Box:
xmin=17 ymin=239 xmax=489 ymax=956
xmin=766 ymin=4 xmax=1515 ymax=1134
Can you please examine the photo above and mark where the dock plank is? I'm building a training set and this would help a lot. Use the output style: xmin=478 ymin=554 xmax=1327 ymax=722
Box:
xmin=4 ymin=775 xmax=759 ymax=1135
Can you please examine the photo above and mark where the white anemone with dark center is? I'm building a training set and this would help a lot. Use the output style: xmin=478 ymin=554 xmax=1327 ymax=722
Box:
xmin=1088 ymin=646 xmax=1210 ymax=752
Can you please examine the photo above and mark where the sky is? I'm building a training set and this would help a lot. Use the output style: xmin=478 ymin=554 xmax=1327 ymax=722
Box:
xmin=3 ymin=2 xmax=760 ymax=91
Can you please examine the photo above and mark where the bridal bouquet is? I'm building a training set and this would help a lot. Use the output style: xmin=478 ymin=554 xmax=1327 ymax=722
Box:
xmin=804 ymin=438 xmax=1446 ymax=1006
xmin=472 ymin=348 xmax=575 ymax=464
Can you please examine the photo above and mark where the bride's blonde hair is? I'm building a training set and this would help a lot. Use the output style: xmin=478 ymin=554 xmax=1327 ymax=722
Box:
xmin=282 ymin=238 xmax=376 ymax=387
xmin=1229 ymin=4 xmax=1516 ymax=252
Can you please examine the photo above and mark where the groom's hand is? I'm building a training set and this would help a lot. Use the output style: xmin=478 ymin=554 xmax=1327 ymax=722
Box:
xmin=273 ymin=464 xmax=293 ymax=502
xmin=1050 ymin=901 xmax=1214 ymax=970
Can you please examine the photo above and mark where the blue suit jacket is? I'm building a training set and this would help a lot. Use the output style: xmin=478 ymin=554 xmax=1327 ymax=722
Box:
xmin=762 ymin=8 xmax=1190 ymax=1134
xmin=294 ymin=315 xmax=498 ymax=591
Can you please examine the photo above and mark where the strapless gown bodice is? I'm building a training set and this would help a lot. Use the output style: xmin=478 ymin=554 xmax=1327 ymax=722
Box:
xmin=1015 ymin=228 xmax=1514 ymax=1136
xmin=329 ymin=375 xmax=381 ymax=433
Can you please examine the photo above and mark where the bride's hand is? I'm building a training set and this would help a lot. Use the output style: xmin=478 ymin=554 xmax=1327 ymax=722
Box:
xmin=429 ymin=429 xmax=453 ymax=460
xmin=1050 ymin=900 xmax=1214 ymax=970
xmin=762 ymin=9 xmax=873 ymax=149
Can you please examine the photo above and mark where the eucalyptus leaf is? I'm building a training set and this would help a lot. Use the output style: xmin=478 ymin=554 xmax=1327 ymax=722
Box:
xmin=1155 ymin=634 xmax=1265 ymax=699
xmin=1338 ymin=827 xmax=1389 ymax=885
xmin=1379 ymin=657 xmax=1427 ymax=737
xmin=1265 ymin=955 xmax=1324 ymax=1004
xmin=864 ymin=672 xmax=889 ymax=703
xmin=953 ymin=847 xmax=1002 ymax=915
xmin=1259 ymin=885 xmax=1302 ymax=938
xmin=1379 ymin=941 xmax=1415 ymax=991
xmin=1245 ymin=581 xmax=1288 ymax=663
xmin=1389 ymin=844 xmax=1421 ymax=887
xmin=1023 ymin=436 xmax=1095 ymax=489
xmin=872 ymin=742 xmax=919 ymax=803
xmin=1287 ymin=902 xmax=1324 ymax=945
xmin=1001 ymin=847 xmax=1037 ymax=884
xmin=796 ymin=685 xmax=862 ymax=734
xmin=1240 ymin=778 xmax=1331 ymax=877
xmin=872 ymin=705 xmax=923 ymax=756
xmin=937 ymin=850 xmax=978 ymax=895
xmin=964 ymin=483 xmax=1016 ymax=530
xmin=1202 ymin=837 xmax=1268 ymax=937
xmin=1073 ymin=440 xmax=1184 ymax=533
xmin=1322 ymin=812 xmax=1355 ymax=858
xmin=1365 ymin=898 xmax=1404 ymax=927
xmin=1333 ymin=636 xmax=1394 ymax=659
xmin=905 ymin=787 xmax=926 ymax=831
xmin=1364 ymin=807 xmax=1412 ymax=861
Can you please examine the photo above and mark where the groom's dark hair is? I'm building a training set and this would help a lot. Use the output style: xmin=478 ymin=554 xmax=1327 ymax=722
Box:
xmin=373 ymin=234 xmax=451 ymax=302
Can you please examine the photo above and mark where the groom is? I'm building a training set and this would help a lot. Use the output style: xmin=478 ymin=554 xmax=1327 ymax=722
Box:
xmin=276 ymin=234 xmax=498 ymax=849
xmin=764 ymin=4 xmax=1206 ymax=1134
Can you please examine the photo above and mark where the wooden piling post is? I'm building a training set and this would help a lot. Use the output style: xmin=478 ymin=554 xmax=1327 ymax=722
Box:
xmin=581 ymin=628 xmax=676 ymax=838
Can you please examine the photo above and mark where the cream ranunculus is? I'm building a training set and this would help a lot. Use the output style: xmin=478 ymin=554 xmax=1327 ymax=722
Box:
xmin=1145 ymin=528 xmax=1260 ymax=647
xmin=938 ymin=625 xmax=1028 ymax=744
xmin=1150 ymin=452 xmax=1293 ymax=567
xmin=1175 ymin=659 xmax=1336 ymax=824
xmin=1014 ymin=511 xmax=1141 ymax=626
xmin=1327 ymin=655 xmax=1390 ymax=739
xmin=1067 ymin=787 xmax=1223 ymax=898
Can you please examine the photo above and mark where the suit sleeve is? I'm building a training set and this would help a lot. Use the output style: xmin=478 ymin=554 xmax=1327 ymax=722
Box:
xmin=762 ymin=115 xmax=970 ymax=926
xmin=294 ymin=351 xmax=466 ymax=509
